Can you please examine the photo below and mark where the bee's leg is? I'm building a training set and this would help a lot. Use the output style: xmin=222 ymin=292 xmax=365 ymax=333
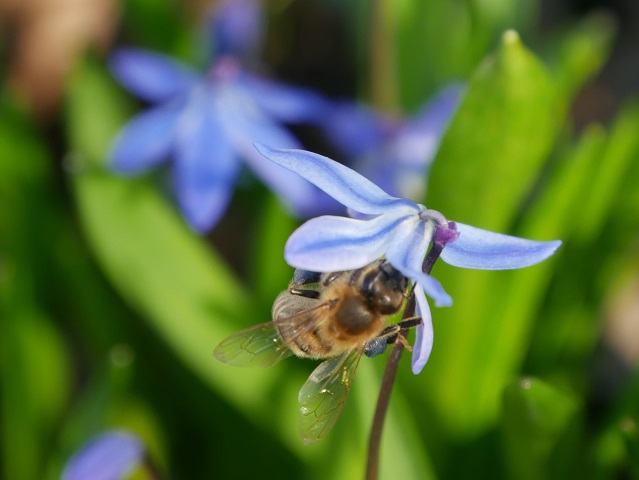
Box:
xmin=396 ymin=316 xmax=422 ymax=330
xmin=288 ymin=287 xmax=321 ymax=299
xmin=366 ymin=317 xmax=423 ymax=357
xmin=381 ymin=317 xmax=422 ymax=350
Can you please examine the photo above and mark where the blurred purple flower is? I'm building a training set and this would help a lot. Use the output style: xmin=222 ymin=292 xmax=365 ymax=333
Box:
xmin=110 ymin=50 xmax=338 ymax=232
xmin=256 ymin=144 xmax=562 ymax=374
xmin=62 ymin=430 xmax=144 ymax=480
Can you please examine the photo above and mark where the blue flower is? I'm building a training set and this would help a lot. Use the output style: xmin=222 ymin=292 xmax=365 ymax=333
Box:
xmin=108 ymin=1 xmax=335 ymax=232
xmin=208 ymin=0 xmax=265 ymax=61
xmin=255 ymin=144 xmax=562 ymax=374
xmin=319 ymin=85 xmax=463 ymax=201
xmin=62 ymin=430 xmax=145 ymax=480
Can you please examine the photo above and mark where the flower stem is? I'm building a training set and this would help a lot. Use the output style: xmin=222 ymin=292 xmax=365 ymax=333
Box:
xmin=365 ymin=245 xmax=443 ymax=480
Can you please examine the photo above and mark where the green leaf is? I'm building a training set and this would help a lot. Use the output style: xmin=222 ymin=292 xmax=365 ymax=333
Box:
xmin=1 ymin=310 xmax=71 ymax=480
xmin=501 ymin=378 xmax=582 ymax=480
xmin=553 ymin=12 xmax=616 ymax=103
xmin=64 ymin=58 xmax=315 ymax=458
xmin=248 ymin=193 xmax=298 ymax=307
xmin=428 ymin=30 xmax=558 ymax=230
xmin=392 ymin=1 xmax=538 ymax=109
xmin=573 ymin=102 xmax=639 ymax=243
xmin=65 ymin=58 xmax=133 ymax=168
xmin=420 ymin=31 xmax=560 ymax=438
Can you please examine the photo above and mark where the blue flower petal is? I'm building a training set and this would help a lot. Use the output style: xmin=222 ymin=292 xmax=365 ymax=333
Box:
xmin=243 ymin=144 xmax=342 ymax=218
xmin=110 ymin=101 xmax=182 ymax=174
xmin=174 ymin=93 xmax=240 ymax=232
xmin=440 ymin=222 xmax=562 ymax=270
xmin=61 ymin=430 xmax=144 ymax=480
xmin=239 ymin=75 xmax=330 ymax=123
xmin=384 ymin=217 xmax=452 ymax=307
xmin=285 ymin=213 xmax=412 ymax=272
xmin=319 ymin=101 xmax=394 ymax=159
xmin=411 ymin=286 xmax=433 ymax=374
xmin=407 ymin=83 xmax=463 ymax=146
xmin=218 ymin=96 xmax=328 ymax=215
xmin=110 ymin=48 xmax=199 ymax=103
xmin=255 ymin=144 xmax=418 ymax=215
xmin=209 ymin=0 xmax=264 ymax=59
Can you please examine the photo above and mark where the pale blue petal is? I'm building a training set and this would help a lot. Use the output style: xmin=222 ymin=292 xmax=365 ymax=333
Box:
xmin=254 ymin=144 xmax=418 ymax=215
xmin=411 ymin=286 xmax=433 ymax=374
xmin=110 ymin=101 xmax=182 ymax=174
xmin=110 ymin=48 xmax=199 ymax=103
xmin=440 ymin=222 xmax=562 ymax=270
xmin=285 ymin=213 xmax=411 ymax=272
xmin=242 ymin=144 xmax=342 ymax=218
xmin=61 ymin=430 xmax=144 ymax=480
xmin=174 ymin=94 xmax=240 ymax=232
xmin=384 ymin=218 xmax=452 ymax=307
xmin=239 ymin=75 xmax=330 ymax=123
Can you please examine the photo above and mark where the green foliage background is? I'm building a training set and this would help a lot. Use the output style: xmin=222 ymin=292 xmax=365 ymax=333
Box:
xmin=1 ymin=0 xmax=638 ymax=479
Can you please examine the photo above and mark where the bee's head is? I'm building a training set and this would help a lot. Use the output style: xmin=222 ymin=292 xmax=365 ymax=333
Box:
xmin=360 ymin=260 xmax=408 ymax=314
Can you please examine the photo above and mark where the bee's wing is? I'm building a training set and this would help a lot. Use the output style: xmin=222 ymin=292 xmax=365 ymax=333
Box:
xmin=297 ymin=347 xmax=364 ymax=444
xmin=214 ymin=301 xmax=333 ymax=368
xmin=213 ymin=322 xmax=294 ymax=367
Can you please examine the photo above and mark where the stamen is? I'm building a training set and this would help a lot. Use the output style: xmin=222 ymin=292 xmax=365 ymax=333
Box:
xmin=418 ymin=208 xmax=448 ymax=226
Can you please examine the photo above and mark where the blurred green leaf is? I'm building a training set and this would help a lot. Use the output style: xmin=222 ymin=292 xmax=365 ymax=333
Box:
xmin=65 ymin=58 xmax=315 ymax=459
xmin=45 ymin=346 xmax=166 ymax=480
xmin=392 ymin=0 xmax=538 ymax=108
xmin=553 ymin=12 xmax=616 ymax=103
xmin=1 ymin=310 xmax=71 ymax=480
xmin=66 ymin=60 xmax=133 ymax=169
xmin=0 ymin=95 xmax=72 ymax=480
xmin=525 ymin=104 xmax=639 ymax=387
xmin=573 ymin=102 xmax=639 ymax=243
xmin=249 ymin=193 xmax=297 ymax=307
xmin=619 ymin=418 xmax=639 ymax=476
xmin=501 ymin=378 xmax=582 ymax=480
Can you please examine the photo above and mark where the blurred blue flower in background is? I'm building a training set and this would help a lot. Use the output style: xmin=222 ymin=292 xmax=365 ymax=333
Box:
xmin=62 ymin=430 xmax=144 ymax=480
xmin=256 ymin=144 xmax=562 ymax=374
xmin=319 ymin=85 xmax=463 ymax=201
xmin=208 ymin=0 xmax=265 ymax=61
xmin=109 ymin=0 xmax=336 ymax=232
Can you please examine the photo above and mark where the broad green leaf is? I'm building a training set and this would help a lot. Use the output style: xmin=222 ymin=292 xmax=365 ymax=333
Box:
xmin=428 ymin=30 xmax=557 ymax=230
xmin=420 ymin=31 xmax=559 ymax=438
xmin=501 ymin=378 xmax=581 ymax=480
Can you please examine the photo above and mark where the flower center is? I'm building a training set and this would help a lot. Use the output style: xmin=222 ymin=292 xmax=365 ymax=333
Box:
xmin=418 ymin=209 xmax=459 ymax=247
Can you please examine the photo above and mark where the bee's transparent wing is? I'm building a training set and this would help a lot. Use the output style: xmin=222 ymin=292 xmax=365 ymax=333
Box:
xmin=214 ymin=301 xmax=332 ymax=368
xmin=213 ymin=322 xmax=294 ymax=367
xmin=298 ymin=348 xmax=363 ymax=444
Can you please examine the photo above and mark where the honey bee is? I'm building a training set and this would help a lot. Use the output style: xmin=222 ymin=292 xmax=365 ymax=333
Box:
xmin=213 ymin=259 xmax=421 ymax=444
